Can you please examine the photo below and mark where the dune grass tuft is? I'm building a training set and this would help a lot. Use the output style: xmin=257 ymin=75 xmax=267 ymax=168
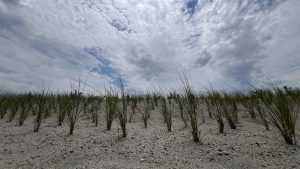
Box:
xmin=160 ymin=96 xmax=172 ymax=132
xmin=261 ymin=87 xmax=299 ymax=144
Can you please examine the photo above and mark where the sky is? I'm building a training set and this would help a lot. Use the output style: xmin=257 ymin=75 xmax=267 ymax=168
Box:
xmin=0 ymin=0 xmax=300 ymax=94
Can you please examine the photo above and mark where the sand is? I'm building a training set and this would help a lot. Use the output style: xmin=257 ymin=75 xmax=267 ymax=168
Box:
xmin=0 ymin=106 xmax=300 ymax=169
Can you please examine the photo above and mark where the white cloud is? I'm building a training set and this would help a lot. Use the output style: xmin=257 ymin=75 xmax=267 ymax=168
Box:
xmin=0 ymin=0 xmax=299 ymax=93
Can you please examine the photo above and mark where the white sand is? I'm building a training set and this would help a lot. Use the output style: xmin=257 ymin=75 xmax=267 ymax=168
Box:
xmin=0 ymin=107 xmax=299 ymax=169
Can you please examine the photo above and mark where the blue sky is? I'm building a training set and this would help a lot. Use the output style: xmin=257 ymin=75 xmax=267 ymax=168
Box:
xmin=0 ymin=0 xmax=300 ymax=93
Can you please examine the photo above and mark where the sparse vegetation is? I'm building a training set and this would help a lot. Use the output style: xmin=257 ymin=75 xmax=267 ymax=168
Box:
xmin=0 ymin=81 xmax=299 ymax=146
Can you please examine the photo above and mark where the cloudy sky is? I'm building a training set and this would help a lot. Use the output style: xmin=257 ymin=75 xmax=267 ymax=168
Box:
xmin=0 ymin=0 xmax=300 ymax=93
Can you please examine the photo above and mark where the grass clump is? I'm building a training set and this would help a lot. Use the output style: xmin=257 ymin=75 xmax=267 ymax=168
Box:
xmin=180 ymin=72 xmax=202 ymax=143
xmin=90 ymin=97 xmax=102 ymax=127
xmin=67 ymin=89 xmax=85 ymax=135
xmin=0 ymin=96 xmax=9 ymax=119
xmin=117 ymin=79 xmax=128 ymax=138
xmin=57 ymin=95 xmax=68 ymax=126
xmin=250 ymin=90 xmax=269 ymax=130
xmin=160 ymin=96 xmax=172 ymax=132
xmin=34 ymin=93 xmax=48 ymax=132
xmin=105 ymin=88 xmax=118 ymax=130
xmin=207 ymin=90 xmax=225 ymax=133
xmin=174 ymin=94 xmax=188 ymax=128
xmin=129 ymin=95 xmax=138 ymax=123
xmin=261 ymin=87 xmax=299 ymax=144
xmin=18 ymin=93 xmax=33 ymax=126
xmin=137 ymin=97 xmax=151 ymax=128
xmin=221 ymin=94 xmax=237 ymax=129
xmin=8 ymin=96 xmax=19 ymax=122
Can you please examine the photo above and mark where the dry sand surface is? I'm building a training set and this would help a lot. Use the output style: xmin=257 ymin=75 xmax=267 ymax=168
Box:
xmin=0 ymin=106 xmax=300 ymax=169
